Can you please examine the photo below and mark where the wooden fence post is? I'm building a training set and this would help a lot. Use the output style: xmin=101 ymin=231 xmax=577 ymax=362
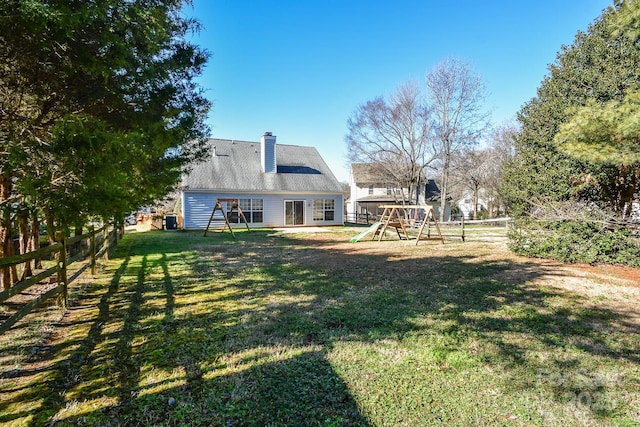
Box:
xmin=55 ymin=231 xmax=68 ymax=308
xmin=0 ymin=224 xmax=124 ymax=335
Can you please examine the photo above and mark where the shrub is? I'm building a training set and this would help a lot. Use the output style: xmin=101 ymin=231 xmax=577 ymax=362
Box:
xmin=508 ymin=219 xmax=640 ymax=266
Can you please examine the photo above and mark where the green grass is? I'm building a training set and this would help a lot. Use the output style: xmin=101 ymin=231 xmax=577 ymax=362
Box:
xmin=1 ymin=228 xmax=639 ymax=426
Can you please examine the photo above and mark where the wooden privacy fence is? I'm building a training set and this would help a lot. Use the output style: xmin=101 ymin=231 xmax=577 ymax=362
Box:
xmin=0 ymin=225 xmax=121 ymax=335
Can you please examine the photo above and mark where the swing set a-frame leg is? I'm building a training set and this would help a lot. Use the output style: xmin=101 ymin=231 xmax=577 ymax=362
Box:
xmin=415 ymin=207 xmax=444 ymax=245
xmin=204 ymin=201 xmax=236 ymax=238
xmin=204 ymin=199 xmax=251 ymax=238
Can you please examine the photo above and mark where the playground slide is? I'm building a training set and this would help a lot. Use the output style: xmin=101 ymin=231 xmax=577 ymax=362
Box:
xmin=349 ymin=222 xmax=383 ymax=243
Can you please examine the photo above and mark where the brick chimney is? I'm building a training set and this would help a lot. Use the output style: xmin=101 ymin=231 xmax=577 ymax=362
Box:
xmin=260 ymin=132 xmax=276 ymax=173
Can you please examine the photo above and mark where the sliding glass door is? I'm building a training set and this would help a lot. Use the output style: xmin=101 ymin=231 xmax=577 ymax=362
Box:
xmin=285 ymin=200 xmax=305 ymax=225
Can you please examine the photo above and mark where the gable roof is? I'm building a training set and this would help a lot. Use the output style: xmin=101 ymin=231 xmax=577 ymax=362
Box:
xmin=424 ymin=179 xmax=443 ymax=202
xmin=351 ymin=163 xmax=394 ymax=185
xmin=351 ymin=163 xmax=428 ymax=186
xmin=351 ymin=163 xmax=444 ymax=202
xmin=182 ymin=139 xmax=343 ymax=194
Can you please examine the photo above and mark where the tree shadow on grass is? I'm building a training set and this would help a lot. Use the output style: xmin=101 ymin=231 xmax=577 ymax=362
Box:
xmin=4 ymin=230 xmax=638 ymax=425
xmin=0 ymin=252 xmax=131 ymax=425
xmin=0 ymin=231 xmax=365 ymax=426
xmin=110 ymin=348 xmax=368 ymax=426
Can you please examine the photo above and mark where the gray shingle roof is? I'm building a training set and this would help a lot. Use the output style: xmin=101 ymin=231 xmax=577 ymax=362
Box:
xmin=351 ymin=163 xmax=428 ymax=185
xmin=182 ymin=139 xmax=343 ymax=193
xmin=424 ymin=179 xmax=443 ymax=202
xmin=351 ymin=163 xmax=443 ymax=202
xmin=351 ymin=163 xmax=394 ymax=185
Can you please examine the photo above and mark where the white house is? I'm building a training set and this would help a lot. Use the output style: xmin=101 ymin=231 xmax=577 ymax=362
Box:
xmin=457 ymin=190 xmax=489 ymax=220
xmin=456 ymin=185 xmax=508 ymax=219
xmin=631 ymin=201 xmax=640 ymax=220
xmin=180 ymin=133 xmax=344 ymax=229
xmin=346 ymin=163 xmax=451 ymax=222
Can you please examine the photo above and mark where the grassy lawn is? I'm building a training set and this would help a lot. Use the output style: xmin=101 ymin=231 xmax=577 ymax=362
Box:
xmin=1 ymin=227 xmax=639 ymax=426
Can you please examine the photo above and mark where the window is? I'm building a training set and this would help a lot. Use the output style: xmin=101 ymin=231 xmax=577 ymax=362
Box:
xmin=229 ymin=198 xmax=263 ymax=223
xmin=386 ymin=184 xmax=393 ymax=195
xmin=313 ymin=199 xmax=335 ymax=221
xmin=368 ymin=185 xmax=373 ymax=195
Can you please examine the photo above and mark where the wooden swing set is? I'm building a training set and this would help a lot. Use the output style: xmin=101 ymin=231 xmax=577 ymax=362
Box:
xmin=372 ymin=204 xmax=444 ymax=244
xmin=203 ymin=199 xmax=250 ymax=238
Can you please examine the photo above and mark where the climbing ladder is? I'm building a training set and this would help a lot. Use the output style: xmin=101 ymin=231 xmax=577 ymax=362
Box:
xmin=203 ymin=199 xmax=250 ymax=238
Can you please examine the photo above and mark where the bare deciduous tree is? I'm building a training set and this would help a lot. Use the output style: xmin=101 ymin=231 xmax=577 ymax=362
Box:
xmin=426 ymin=58 xmax=490 ymax=221
xmin=450 ymin=148 xmax=485 ymax=219
xmin=449 ymin=121 xmax=517 ymax=219
xmin=484 ymin=122 xmax=518 ymax=217
xmin=346 ymin=81 xmax=436 ymax=204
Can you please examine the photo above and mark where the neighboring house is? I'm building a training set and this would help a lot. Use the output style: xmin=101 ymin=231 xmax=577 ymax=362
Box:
xmin=456 ymin=187 xmax=506 ymax=219
xmin=346 ymin=163 xmax=451 ymax=222
xmin=181 ymin=133 xmax=344 ymax=229
xmin=631 ymin=201 xmax=640 ymax=221
xmin=457 ymin=190 xmax=489 ymax=220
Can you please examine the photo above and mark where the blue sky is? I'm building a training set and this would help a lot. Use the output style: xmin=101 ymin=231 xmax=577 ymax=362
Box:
xmin=185 ymin=0 xmax=613 ymax=182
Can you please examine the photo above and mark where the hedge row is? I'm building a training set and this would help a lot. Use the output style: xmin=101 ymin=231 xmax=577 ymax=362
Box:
xmin=508 ymin=220 xmax=640 ymax=267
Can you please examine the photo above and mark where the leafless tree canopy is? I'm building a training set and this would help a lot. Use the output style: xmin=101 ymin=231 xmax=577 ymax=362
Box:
xmin=346 ymin=81 xmax=436 ymax=202
xmin=479 ymin=122 xmax=518 ymax=216
xmin=346 ymin=59 xmax=491 ymax=219
xmin=448 ymin=121 xmax=518 ymax=219
xmin=426 ymin=58 xmax=490 ymax=221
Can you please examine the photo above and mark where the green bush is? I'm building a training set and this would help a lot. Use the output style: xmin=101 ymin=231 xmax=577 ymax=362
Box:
xmin=508 ymin=219 xmax=640 ymax=266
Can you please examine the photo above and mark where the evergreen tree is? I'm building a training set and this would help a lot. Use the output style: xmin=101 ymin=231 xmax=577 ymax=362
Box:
xmin=554 ymin=91 xmax=640 ymax=217
xmin=0 ymin=0 xmax=211 ymax=287
xmin=502 ymin=1 xmax=640 ymax=217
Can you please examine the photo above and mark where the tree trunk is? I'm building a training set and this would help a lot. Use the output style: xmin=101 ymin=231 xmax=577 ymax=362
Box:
xmin=439 ymin=155 xmax=451 ymax=223
xmin=0 ymin=173 xmax=16 ymax=289
xmin=473 ymin=183 xmax=479 ymax=220
xmin=18 ymin=210 xmax=33 ymax=279
xmin=30 ymin=209 xmax=42 ymax=269
xmin=45 ymin=208 xmax=56 ymax=246
xmin=0 ymin=221 xmax=10 ymax=290
xmin=488 ymin=199 xmax=496 ymax=218
xmin=616 ymin=166 xmax=639 ymax=219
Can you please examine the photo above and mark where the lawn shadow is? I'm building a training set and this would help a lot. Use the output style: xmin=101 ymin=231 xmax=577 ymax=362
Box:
xmin=2 ymin=252 xmax=133 ymax=426
xmin=7 ymin=230 xmax=637 ymax=425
